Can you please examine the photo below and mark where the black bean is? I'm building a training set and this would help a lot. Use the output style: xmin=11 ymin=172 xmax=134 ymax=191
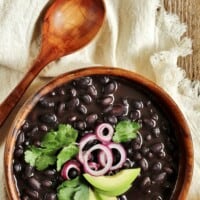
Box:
xmin=16 ymin=132 xmax=25 ymax=146
xmin=50 ymin=91 xmax=56 ymax=96
xmin=14 ymin=148 xmax=24 ymax=158
xmin=25 ymin=166 xmax=34 ymax=177
xmin=39 ymin=124 xmax=48 ymax=132
xmin=132 ymin=100 xmax=144 ymax=109
xmin=118 ymin=195 xmax=127 ymax=200
xmin=42 ymin=180 xmax=53 ymax=187
xmin=153 ymin=196 xmax=163 ymax=200
xmin=81 ymin=94 xmax=92 ymax=104
xmin=153 ymin=172 xmax=167 ymax=183
xmin=40 ymin=113 xmax=57 ymax=124
xmin=67 ymin=97 xmax=80 ymax=109
xmin=86 ymin=114 xmax=98 ymax=124
xmin=130 ymin=110 xmax=141 ymax=121
xmin=33 ymin=140 xmax=41 ymax=147
xmin=25 ymin=189 xmax=39 ymax=199
xmin=103 ymin=81 xmax=117 ymax=94
xmin=100 ymin=76 xmax=110 ymax=84
xmin=77 ymin=104 xmax=87 ymax=114
xmin=139 ymin=158 xmax=149 ymax=171
xmin=44 ymin=169 xmax=56 ymax=176
xmin=103 ymin=105 xmax=113 ymax=113
xmin=57 ymin=88 xmax=65 ymax=96
xmin=153 ymin=127 xmax=161 ymax=137
xmin=164 ymin=166 xmax=173 ymax=174
xmin=88 ymin=85 xmax=97 ymax=96
xmin=77 ymin=77 xmax=92 ymax=87
xmin=69 ymin=87 xmax=77 ymax=97
xmin=146 ymin=152 xmax=153 ymax=159
xmin=44 ymin=193 xmax=57 ymax=200
xmin=22 ymin=121 xmax=31 ymax=131
xmin=57 ymin=102 xmax=66 ymax=115
xmin=152 ymin=162 xmax=162 ymax=171
xmin=39 ymin=98 xmax=55 ymax=108
xmin=68 ymin=115 xmax=77 ymax=122
xmin=144 ymin=118 xmax=156 ymax=128
xmin=13 ymin=163 xmax=22 ymax=173
xmin=141 ymin=147 xmax=150 ymax=155
xmin=106 ymin=115 xmax=118 ymax=124
xmin=22 ymin=195 xmax=30 ymax=200
xmin=111 ymin=104 xmax=128 ymax=116
xmin=145 ymin=134 xmax=152 ymax=141
xmin=133 ymin=152 xmax=142 ymax=160
xmin=123 ymin=159 xmax=134 ymax=168
xmin=151 ymin=143 xmax=164 ymax=153
xmin=99 ymin=96 xmax=114 ymax=107
xmin=28 ymin=177 xmax=41 ymax=190
xmin=140 ymin=176 xmax=151 ymax=188
xmin=75 ymin=121 xmax=87 ymax=130
xmin=158 ymin=150 xmax=166 ymax=158
xmin=152 ymin=113 xmax=159 ymax=120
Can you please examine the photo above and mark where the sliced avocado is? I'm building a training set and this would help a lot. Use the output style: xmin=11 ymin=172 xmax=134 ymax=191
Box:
xmin=83 ymin=168 xmax=140 ymax=194
xmin=95 ymin=183 xmax=131 ymax=197
xmin=89 ymin=188 xmax=100 ymax=200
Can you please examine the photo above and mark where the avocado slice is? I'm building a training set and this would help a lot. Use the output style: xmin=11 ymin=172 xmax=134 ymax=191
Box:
xmin=89 ymin=188 xmax=99 ymax=200
xmin=95 ymin=183 xmax=131 ymax=197
xmin=84 ymin=168 xmax=140 ymax=195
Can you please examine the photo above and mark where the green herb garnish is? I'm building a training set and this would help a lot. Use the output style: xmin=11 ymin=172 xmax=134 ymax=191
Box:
xmin=112 ymin=120 xmax=141 ymax=143
xmin=57 ymin=177 xmax=89 ymax=200
xmin=24 ymin=124 xmax=78 ymax=171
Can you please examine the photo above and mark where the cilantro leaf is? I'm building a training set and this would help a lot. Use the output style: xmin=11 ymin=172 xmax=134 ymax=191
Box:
xmin=57 ymin=144 xmax=79 ymax=171
xmin=24 ymin=124 xmax=79 ymax=171
xmin=41 ymin=124 xmax=78 ymax=150
xmin=112 ymin=120 xmax=141 ymax=143
xmin=24 ymin=146 xmax=42 ymax=166
xmin=35 ymin=154 xmax=56 ymax=171
xmin=57 ymin=177 xmax=89 ymax=200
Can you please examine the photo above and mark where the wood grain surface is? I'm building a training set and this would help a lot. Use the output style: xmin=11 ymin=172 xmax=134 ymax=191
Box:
xmin=164 ymin=0 xmax=200 ymax=80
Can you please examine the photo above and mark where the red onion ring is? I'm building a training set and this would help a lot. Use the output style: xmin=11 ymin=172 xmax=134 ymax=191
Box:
xmin=88 ymin=162 xmax=100 ymax=171
xmin=108 ymin=143 xmax=127 ymax=170
xmin=98 ymin=143 xmax=127 ymax=171
xmin=83 ymin=144 xmax=113 ymax=176
xmin=61 ymin=160 xmax=80 ymax=180
xmin=77 ymin=134 xmax=97 ymax=164
xmin=96 ymin=123 xmax=114 ymax=144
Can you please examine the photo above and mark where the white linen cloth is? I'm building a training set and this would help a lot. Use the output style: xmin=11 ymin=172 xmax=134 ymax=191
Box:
xmin=0 ymin=0 xmax=199 ymax=199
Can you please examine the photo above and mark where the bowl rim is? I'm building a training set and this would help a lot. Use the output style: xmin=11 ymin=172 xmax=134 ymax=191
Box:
xmin=4 ymin=66 xmax=194 ymax=200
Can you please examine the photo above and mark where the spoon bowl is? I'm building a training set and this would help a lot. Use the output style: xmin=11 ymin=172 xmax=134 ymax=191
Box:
xmin=0 ymin=0 xmax=105 ymax=126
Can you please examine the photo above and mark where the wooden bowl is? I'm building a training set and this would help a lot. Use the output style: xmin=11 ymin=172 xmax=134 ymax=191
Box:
xmin=4 ymin=67 xmax=193 ymax=200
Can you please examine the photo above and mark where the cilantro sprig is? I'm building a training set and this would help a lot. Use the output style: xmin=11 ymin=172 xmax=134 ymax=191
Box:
xmin=112 ymin=120 xmax=141 ymax=143
xmin=24 ymin=124 xmax=78 ymax=171
xmin=57 ymin=177 xmax=89 ymax=200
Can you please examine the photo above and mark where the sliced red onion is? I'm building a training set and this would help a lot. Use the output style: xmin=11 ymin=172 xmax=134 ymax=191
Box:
xmin=77 ymin=134 xmax=97 ymax=164
xmin=108 ymin=143 xmax=127 ymax=170
xmin=96 ymin=123 xmax=114 ymax=144
xmin=98 ymin=143 xmax=127 ymax=171
xmin=61 ymin=160 xmax=80 ymax=180
xmin=98 ymin=150 xmax=107 ymax=166
xmin=83 ymin=144 xmax=113 ymax=176
xmin=88 ymin=162 xmax=100 ymax=171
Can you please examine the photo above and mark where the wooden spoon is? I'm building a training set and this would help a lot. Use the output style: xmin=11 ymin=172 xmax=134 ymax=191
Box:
xmin=0 ymin=0 xmax=105 ymax=126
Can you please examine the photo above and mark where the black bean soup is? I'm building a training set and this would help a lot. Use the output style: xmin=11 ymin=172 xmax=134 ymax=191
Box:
xmin=13 ymin=75 xmax=179 ymax=200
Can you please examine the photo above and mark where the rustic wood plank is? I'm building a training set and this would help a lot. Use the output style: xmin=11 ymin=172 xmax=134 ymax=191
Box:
xmin=164 ymin=0 xmax=200 ymax=80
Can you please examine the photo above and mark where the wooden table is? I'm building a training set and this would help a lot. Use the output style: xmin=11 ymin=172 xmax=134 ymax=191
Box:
xmin=164 ymin=0 xmax=200 ymax=80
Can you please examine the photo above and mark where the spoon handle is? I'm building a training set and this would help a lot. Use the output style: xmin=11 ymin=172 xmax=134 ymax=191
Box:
xmin=0 ymin=56 xmax=49 ymax=127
